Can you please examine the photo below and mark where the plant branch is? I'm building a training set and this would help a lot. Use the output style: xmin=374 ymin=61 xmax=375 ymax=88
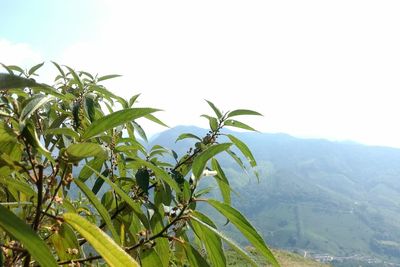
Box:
xmin=32 ymin=165 xmax=44 ymax=231
xmin=40 ymin=164 xmax=65 ymax=222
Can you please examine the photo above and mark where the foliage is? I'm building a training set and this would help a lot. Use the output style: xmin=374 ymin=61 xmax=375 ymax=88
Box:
xmin=0 ymin=63 xmax=278 ymax=266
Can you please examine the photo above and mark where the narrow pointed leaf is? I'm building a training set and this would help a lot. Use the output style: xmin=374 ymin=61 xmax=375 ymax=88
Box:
xmin=82 ymin=108 xmax=159 ymax=140
xmin=183 ymin=242 xmax=210 ymax=267
xmin=205 ymin=99 xmax=223 ymax=119
xmin=64 ymin=143 xmax=107 ymax=162
xmin=135 ymin=168 xmax=150 ymax=194
xmin=32 ymin=84 xmax=67 ymax=99
xmin=141 ymin=249 xmax=163 ymax=267
xmin=63 ymin=213 xmax=139 ymax=267
xmin=0 ymin=177 xmax=37 ymax=201
xmin=190 ymin=211 xmax=226 ymax=266
xmin=74 ymin=179 xmax=120 ymax=244
xmin=144 ymin=113 xmax=169 ymax=128
xmin=207 ymin=199 xmax=279 ymax=266
xmin=45 ymin=127 xmax=80 ymax=140
xmin=50 ymin=223 xmax=81 ymax=262
xmin=227 ymin=134 xmax=257 ymax=167
xmin=226 ymin=149 xmax=246 ymax=171
xmin=190 ymin=214 xmax=259 ymax=267
xmin=51 ymin=61 xmax=65 ymax=77
xmin=132 ymin=121 xmax=147 ymax=142
xmin=28 ymin=62 xmax=44 ymax=76
xmin=79 ymin=158 xmax=104 ymax=182
xmin=224 ymin=119 xmax=257 ymax=131
xmin=129 ymin=93 xmax=141 ymax=107
xmin=20 ymin=94 xmax=54 ymax=123
xmin=192 ymin=143 xmax=231 ymax=178
xmin=176 ymin=133 xmax=202 ymax=143
xmin=227 ymin=109 xmax=262 ymax=118
xmin=201 ymin=115 xmax=219 ymax=131
xmin=127 ymin=158 xmax=181 ymax=193
xmin=0 ymin=63 xmax=14 ymax=74
xmin=86 ymin=165 xmax=148 ymax=226
xmin=0 ymin=205 xmax=58 ymax=267
xmin=97 ymin=74 xmax=122 ymax=82
xmin=65 ymin=66 xmax=83 ymax=90
xmin=6 ymin=65 xmax=24 ymax=74
xmin=211 ymin=158 xmax=231 ymax=205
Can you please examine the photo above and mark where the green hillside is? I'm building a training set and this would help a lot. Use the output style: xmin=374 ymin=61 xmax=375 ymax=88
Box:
xmin=227 ymin=248 xmax=330 ymax=267
xmin=151 ymin=126 xmax=400 ymax=266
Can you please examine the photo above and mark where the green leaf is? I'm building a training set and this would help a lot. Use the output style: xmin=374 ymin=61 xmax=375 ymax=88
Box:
xmin=0 ymin=177 xmax=37 ymax=201
xmin=89 ymin=85 xmax=121 ymax=103
xmin=79 ymin=158 xmax=104 ymax=182
xmin=205 ymin=99 xmax=223 ymax=119
xmin=201 ymin=115 xmax=219 ymax=131
xmin=141 ymin=249 xmax=163 ymax=267
xmin=207 ymin=199 xmax=279 ymax=266
xmin=190 ymin=211 xmax=226 ymax=267
xmin=190 ymin=214 xmax=259 ymax=267
xmin=86 ymin=165 xmax=149 ymax=226
xmin=150 ymin=206 xmax=170 ymax=267
xmin=176 ymin=133 xmax=202 ymax=143
xmin=65 ymin=66 xmax=83 ymax=90
xmin=227 ymin=134 xmax=257 ymax=167
xmin=226 ymin=149 xmax=246 ymax=171
xmin=92 ymin=170 xmax=108 ymax=195
xmin=74 ymin=179 xmax=120 ymax=244
xmin=192 ymin=143 xmax=232 ymax=178
xmin=132 ymin=121 xmax=147 ymax=142
xmin=0 ymin=63 xmax=14 ymax=74
xmin=21 ymin=121 xmax=52 ymax=160
xmin=144 ymin=113 xmax=169 ymax=128
xmin=135 ymin=168 xmax=150 ymax=194
xmin=50 ymin=223 xmax=81 ymax=262
xmin=0 ymin=202 xmax=34 ymax=207
xmin=63 ymin=213 xmax=139 ymax=267
xmin=127 ymin=158 xmax=181 ymax=193
xmin=51 ymin=61 xmax=65 ymax=77
xmin=129 ymin=93 xmax=141 ymax=107
xmin=211 ymin=158 xmax=231 ymax=205
xmin=97 ymin=74 xmax=122 ymax=82
xmin=80 ymin=71 xmax=94 ymax=80
xmin=6 ymin=65 xmax=24 ymax=74
xmin=82 ymin=108 xmax=159 ymax=140
xmin=20 ymin=94 xmax=54 ymax=124
xmin=84 ymin=94 xmax=96 ymax=122
xmin=183 ymin=243 xmax=210 ymax=267
xmin=64 ymin=143 xmax=107 ymax=162
xmin=45 ymin=127 xmax=80 ymax=140
xmin=227 ymin=109 xmax=262 ymax=118
xmin=224 ymin=119 xmax=257 ymax=131
xmin=32 ymin=84 xmax=67 ymax=100
xmin=0 ymin=205 xmax=58 ymax=267
xmin=28 ymin=62 xmax=44 ymax=76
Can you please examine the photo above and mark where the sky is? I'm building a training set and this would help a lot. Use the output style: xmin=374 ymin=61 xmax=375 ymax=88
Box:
xmin=1 ymin=0 xmax=400 ymax=147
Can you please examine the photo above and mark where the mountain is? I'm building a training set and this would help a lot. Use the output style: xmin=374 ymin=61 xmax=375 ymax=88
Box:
xmin=151 ymin=126 xmax=400 ymax=266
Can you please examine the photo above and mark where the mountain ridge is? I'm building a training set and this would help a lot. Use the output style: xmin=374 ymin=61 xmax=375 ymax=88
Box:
xmin=150 ymin=125 xmax=400 ymax=266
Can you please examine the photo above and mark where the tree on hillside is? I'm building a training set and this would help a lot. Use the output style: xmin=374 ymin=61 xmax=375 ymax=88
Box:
xmin=0 ymin=62 xmax=279 ymax=266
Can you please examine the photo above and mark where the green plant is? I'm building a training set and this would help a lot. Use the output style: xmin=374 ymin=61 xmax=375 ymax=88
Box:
xmin=0 ymin=62 xmax=279 ymax=266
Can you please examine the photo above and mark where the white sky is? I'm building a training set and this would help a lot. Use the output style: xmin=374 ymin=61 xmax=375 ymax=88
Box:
xmin=2 ymin=0 xmax=400 ymax=147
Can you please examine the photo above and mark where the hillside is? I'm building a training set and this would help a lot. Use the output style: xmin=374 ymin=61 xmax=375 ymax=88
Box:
xmin=227 ymin=248 xmax=330 ymax=267
xmin=150 ymin=126 xmax=400 ymax=266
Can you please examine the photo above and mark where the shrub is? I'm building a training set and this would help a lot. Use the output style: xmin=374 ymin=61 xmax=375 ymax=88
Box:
xmin=0 ymin=62 xmax=278 ymax=266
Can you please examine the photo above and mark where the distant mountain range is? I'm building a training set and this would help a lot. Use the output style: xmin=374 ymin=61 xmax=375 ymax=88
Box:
xmin=151 ymin=126 xmax=400 ymax=266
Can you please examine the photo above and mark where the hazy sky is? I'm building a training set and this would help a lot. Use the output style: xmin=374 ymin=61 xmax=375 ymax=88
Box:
xmin=2 ymin=0 xmax=400 ymax=147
